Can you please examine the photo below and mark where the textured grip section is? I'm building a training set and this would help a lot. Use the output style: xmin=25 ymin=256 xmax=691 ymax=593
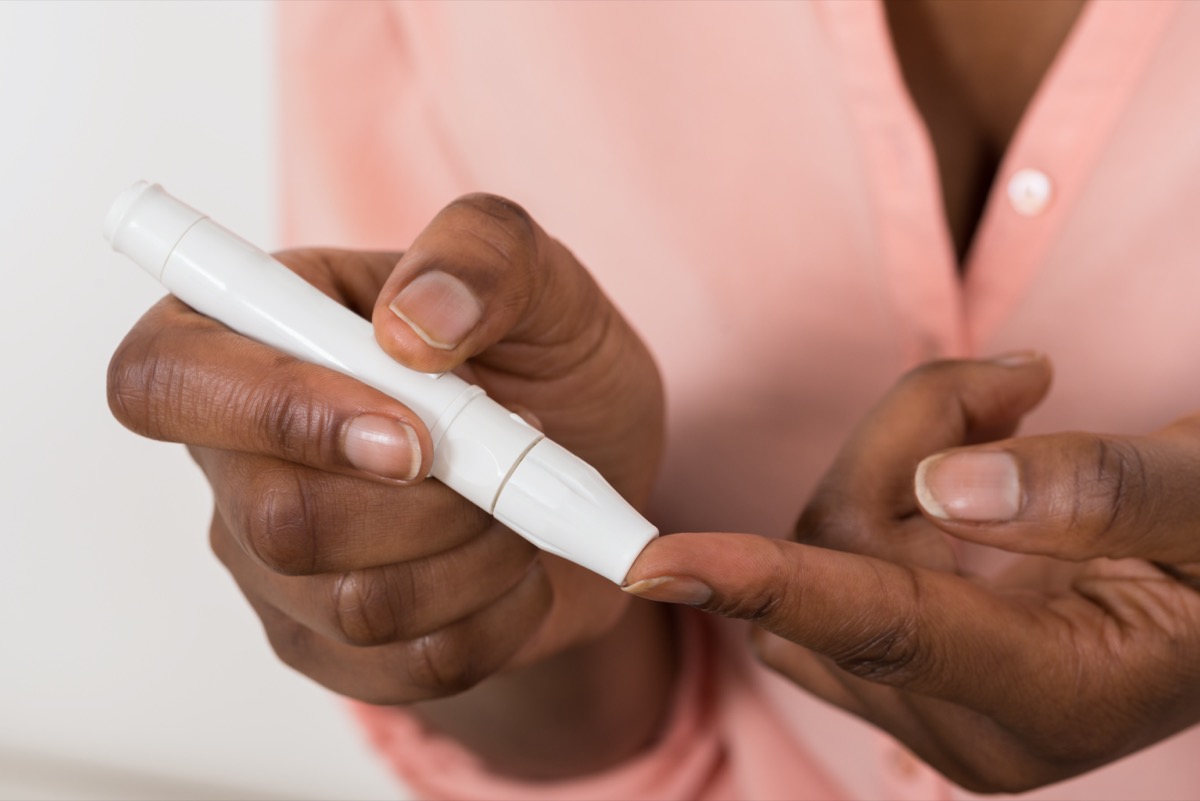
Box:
xmin=494 ymin=439 xmax=658 ymax=584
xmin=430 ymin=393 xmax=543 ymax=511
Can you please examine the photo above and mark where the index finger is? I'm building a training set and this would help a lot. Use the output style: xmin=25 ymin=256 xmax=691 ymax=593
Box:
xmin=624 ymin=532 xmax=1047 ymax=712
xmin=108 ymin=290 xmax=432 ymax=484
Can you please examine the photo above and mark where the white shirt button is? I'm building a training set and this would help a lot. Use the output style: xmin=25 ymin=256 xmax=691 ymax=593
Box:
xmin=1006 ymin=168 xmax=1053 ymax=216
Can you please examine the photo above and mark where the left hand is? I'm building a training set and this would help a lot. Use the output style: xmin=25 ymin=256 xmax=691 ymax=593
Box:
xmin=623 ymin=354 xmax=1200 ymax=793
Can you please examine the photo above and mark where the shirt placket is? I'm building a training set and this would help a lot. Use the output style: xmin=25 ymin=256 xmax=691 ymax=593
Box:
xmin=815 ymin=0 xmax=966 ymax=370
xmin=962 ymin=0 xmax=1179 ymax=352
xmin=812 ymin=2 xmax=1176 ymax=797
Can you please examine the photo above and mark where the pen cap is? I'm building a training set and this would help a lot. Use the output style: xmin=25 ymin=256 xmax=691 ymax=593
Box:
xmin=104 ymin=182 xmax=206 ymax=280
xmin=493 ymin=439 xmax=659 ymax=584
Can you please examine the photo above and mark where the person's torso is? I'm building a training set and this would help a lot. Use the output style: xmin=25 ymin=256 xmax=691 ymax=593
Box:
xmin=280 ymin=2 xmax=1200 ymax=798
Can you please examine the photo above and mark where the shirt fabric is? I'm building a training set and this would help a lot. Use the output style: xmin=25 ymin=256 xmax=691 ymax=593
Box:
xmin=278 ymin=1 xmax=1200 ymax=798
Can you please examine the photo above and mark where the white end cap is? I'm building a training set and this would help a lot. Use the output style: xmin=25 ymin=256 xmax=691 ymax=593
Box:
xmin=494 ymin=439 xmax=658 ymax=584
xmin=105 ymin=182 xmax=206 ymax=280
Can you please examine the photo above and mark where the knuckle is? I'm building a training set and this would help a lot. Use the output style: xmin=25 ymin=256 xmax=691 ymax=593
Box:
xmin=249 ymin=375 xmax=340 ymax=466
xmin=826 ymin=567 xmax=924 ymax=684
xmin=260 ymin=614 xmax=316 ymax=677
xmin=1076 ymin=436 xmax=1148 ymax=553
xmin=261 ymin=618 xmax=416 ymax=707
xmin=330 ymin=568 xmax=404 ymax=647
xmin=828 ymin=617 xmax=923 ymax=683
xmin=106 ymin=328 xmax=176 ymax=438
xmin=404 ymin=630 xmax=489 ymax=696
xmin=446 ymin=193 xmax=538 ymax=268
xmin=890 ymin=360 xmax=965 ymax=425
xmin=451 ymin=193 xmax=536 ymax=237
xmin=241 ymin=468 xmax=317 ymax=575
xmin=704 ymin=539 xmax=793 ymax=621
xmin=707 ymin=590 xmax=784 ymax=623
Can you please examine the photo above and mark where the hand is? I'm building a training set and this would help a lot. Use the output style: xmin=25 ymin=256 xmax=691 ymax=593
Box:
xmin=108 ymin=195 xmax=671 ymax=776
xmin=624 ymin=355 xmax=1200 ymax=793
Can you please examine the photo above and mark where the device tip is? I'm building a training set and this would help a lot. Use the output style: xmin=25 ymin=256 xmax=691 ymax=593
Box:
xmin=494 ymin=439 xmax=659 ymax=584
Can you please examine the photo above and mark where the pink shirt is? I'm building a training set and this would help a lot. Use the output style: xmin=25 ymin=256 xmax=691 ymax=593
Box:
xmin=279 ymin=1 xmax=1200 ymax=798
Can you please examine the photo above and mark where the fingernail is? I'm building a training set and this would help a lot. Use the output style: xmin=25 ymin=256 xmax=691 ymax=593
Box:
xmin=989 ymin=350 xmax=1042 ymax=367
xmin=344 ymin=414 xmax=422 ymax=481
xmin=388 ymin=271 xmax=483 ymax=350
xmin=622 ymin=576 xmax=713 ymax=606
xmin=915 ymin=451 xmax=1021 ymax=522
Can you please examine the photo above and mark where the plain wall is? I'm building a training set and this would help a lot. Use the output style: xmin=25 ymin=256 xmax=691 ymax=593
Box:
xmin=0 ymin=2 xmax=403 ymax=798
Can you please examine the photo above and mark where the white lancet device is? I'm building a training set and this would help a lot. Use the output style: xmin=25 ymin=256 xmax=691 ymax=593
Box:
xmin=105 ymin=182 xmax=658 ymax=584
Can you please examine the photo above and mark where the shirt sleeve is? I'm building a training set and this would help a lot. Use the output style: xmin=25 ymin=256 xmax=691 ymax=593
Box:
xmin=347 ymin=609 xmax=731 ymax=801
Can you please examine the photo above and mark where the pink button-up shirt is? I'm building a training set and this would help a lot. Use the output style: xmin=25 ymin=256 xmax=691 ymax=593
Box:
xmin=279 ymin=1 xmax=1200 ymax=798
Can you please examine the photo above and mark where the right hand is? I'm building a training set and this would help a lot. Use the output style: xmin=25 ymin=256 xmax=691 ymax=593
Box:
xmin=106 ymin=194 xmax=666 ymax=706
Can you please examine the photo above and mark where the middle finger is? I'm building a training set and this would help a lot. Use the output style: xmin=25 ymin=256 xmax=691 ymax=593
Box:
xmin=193 ymin=447 xmax=492 ymax=574
xmin=210 ymin=512 xmax=540 ymax=645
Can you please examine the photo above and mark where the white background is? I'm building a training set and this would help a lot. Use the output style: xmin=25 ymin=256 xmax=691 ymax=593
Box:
xmin=0 ymin=2 xmax=403 ymax=798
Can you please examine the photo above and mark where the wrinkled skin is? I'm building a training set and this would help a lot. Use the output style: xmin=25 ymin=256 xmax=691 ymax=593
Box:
xmin=108 ymin=195 xmax=674 ymax=778
xmin=627 ymin=356 xmax=1200 ymax=793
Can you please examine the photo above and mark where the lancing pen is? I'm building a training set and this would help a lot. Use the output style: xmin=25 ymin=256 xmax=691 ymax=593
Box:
xmin=105 ymin=182 xmax=658 ymax=584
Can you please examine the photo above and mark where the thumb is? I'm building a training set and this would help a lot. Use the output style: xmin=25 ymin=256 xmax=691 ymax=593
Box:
xmin=372 ymin=193 xmax=616 ymax=379
xmin=914 ymin=422 xmax=1200 ymax=564
xmin=371 ymin=193 xmax=662 ymax=498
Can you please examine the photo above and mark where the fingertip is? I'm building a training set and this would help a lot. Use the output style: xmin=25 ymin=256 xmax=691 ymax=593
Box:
xmin=387 ymin=269 xmax=484 ymax=351
xmin=371 ymin=195 xmax=540 ymax=373
xmin=621 ymin=532 xmax=731 ymax=586
xmin=342 ymin=411 xmax=433 ymax=484
xmin=913 ymin=454 xmax=949 ymax=520
xmin=985 ymin=350 xmax=1046 ymax=368
xmin=913 ymin=448 xmax=1022 ymax=524
xmin=621 ymin=532 xmax=795 ymax=617
xmin=622 ymin=575 xmax=714 ymax=606
xmin=373 ymin=266 xmax=485 ymax=373
xmin=984 ymin=350 xmax=1054 ymax=395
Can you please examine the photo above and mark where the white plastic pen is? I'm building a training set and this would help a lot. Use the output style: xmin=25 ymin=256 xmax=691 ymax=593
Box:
xmin=105 ymin=182 xmax=658 ymax=584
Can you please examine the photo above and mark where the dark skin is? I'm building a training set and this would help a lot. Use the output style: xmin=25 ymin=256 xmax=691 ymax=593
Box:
xmin=107 ymin=0 xmax=1199 ymax=790
xmin=108 ymin=198 xmax=676 ymax=779
xmin=626 ymin=357 xmax=1200 ymax=792
xmin=624 ymin=0 xmax=1200 ymax=792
